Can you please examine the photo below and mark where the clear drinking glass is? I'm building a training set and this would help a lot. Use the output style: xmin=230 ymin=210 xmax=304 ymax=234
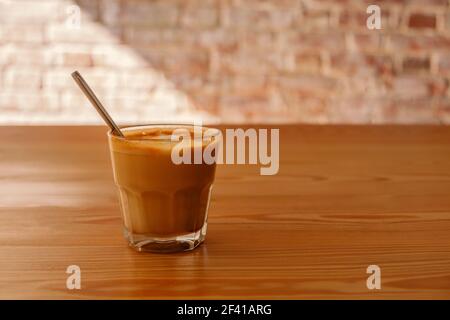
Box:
xmin=107 ymin=124 xmax=220 ymax=253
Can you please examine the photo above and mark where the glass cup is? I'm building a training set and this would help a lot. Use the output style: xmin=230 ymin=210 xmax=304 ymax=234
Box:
xmin=107 ymin=124 xmax=220 ymax=253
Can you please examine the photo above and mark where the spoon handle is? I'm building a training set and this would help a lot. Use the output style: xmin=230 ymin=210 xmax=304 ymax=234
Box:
xmin=71 ymin=71 xmax=125 ymax=137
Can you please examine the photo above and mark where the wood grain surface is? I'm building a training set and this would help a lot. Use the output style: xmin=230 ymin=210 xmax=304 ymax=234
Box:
xmin=0 ymin=125 xmax=450 ymax=299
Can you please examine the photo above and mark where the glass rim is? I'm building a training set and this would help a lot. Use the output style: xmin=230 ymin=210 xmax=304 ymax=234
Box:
xmin=107 ymin=123 xmax=221 ymax=142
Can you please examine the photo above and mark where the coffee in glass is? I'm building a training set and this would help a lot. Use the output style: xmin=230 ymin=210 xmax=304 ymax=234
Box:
xmin=108 ymin=124 xmax=220 ymax=253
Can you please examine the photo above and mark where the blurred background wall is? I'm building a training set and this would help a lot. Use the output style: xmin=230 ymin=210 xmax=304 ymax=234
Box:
xmin=0 ymin=0 xmax=449 ymax=124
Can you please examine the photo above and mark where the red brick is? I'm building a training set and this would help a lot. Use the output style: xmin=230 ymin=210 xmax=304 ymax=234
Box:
xmin=200 ymin=30 xmax=238 ymax=52
xmin=330 ymin=53 xmax=393 ymax=77
xmin=122 ymin=0 xmax=179 ymax=28
xmin=329 ymin=97 xmax=380 ymax=124
xmin=99 ymin=0 xmax=121 ymax=27
xmin=390 ymin=76 xmax=430 ymax=99
xmin=231 ymin=0 xmax=300 ymax=8
xmin=276 ymin=75 xmax=339 ymax=98
xmin=118 ymin=69 xmax=166 ymax=89
xmin=352 ymin=34 xmax=383 ymax=53
xmin=222 ymin=4 xmax=297 ymax=30
xmin=294 ymin=32 xmax=346 ymax=52
xmin=428 ymin=78 xmax=449 ymax=97
xmin=218 ymin=76 xmax=287 ymax=122
xmin=180 ymin=1 xmax=219 ymax=29
xmin=447 ymin=12 xmax=450 ymax=32
xmin=287 ymin=96 xmax=329 ymax=123
xmin=339 ymin=10 xmax=368 ymax=29
xmin=236 ymin=31 xmax=279 ymax=51
xmin=402 ymin=56 xmax=431 ymax=73
xmin=344 ymin=77 xmax=387 ymax=97
xmin=406 ymin=0 xmax=448 ymax=5
xmin=186 ymin=84 xmax=220 ymax=114
xmin=389 ymin=34 xmax=450 ymax=53
xmin=294 ymin=51 xmax=322 ymax=74
xmin=214 ymin=49 xmax=282 ymax=76
xmin=138 ymin=45 xmax=210 ymax=78
xmin=372 ymin=99 xmax=439 ymax=124
xmin=439 ymin=55 xmax=450 ymax=76
xmin=76 ymin=0 xmax=100 ymax=19
xmin=299 ymin=8 xmax=333 ymax=30
xmin=408 ymin=13 xmax=437 ymax=29
xmin=62 ymin=52 xmax=93 ymax=67
xmin=436 ymin=98 xmax=450 ymax=124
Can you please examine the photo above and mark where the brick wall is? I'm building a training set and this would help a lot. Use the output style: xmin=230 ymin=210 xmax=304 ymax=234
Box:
xmin=1 ymin=0 xmax=450 ymax=124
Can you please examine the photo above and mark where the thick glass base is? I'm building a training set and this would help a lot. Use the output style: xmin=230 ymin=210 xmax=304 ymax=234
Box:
xmin=123 ymin=224 xmax=207 ymax=253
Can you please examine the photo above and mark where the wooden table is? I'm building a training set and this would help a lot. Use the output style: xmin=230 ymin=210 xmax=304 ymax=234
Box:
xmin=0 ymin=125 xmax=450 ymax=299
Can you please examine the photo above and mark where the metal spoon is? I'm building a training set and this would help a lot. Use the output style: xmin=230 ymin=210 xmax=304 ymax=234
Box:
xmin=71 ymin=70 xmax=125 ymax=137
